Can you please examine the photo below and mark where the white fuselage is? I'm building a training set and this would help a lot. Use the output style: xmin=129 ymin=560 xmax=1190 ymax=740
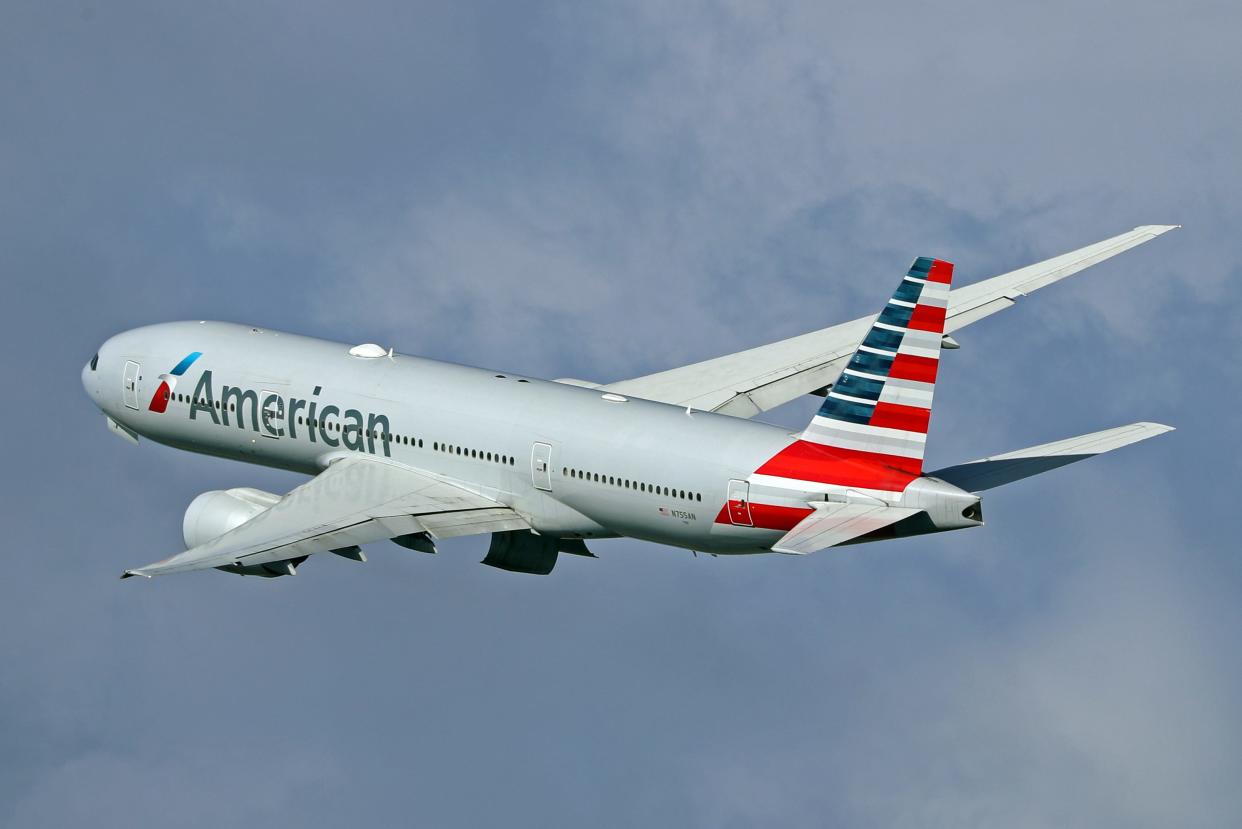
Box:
xmin=83 ymin=321 xmax=817 ymax=555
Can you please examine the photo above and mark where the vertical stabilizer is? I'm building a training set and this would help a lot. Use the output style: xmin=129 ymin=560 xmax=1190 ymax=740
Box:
xmin=800 ymin=257 xmax=953 ymax=474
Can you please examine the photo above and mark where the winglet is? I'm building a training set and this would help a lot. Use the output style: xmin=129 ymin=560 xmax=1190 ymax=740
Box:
xmin=120 ymin=569 xmax=152 ymax=580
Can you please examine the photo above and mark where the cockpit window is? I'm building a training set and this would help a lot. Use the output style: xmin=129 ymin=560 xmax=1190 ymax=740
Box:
xmin=90 ymin=353 xmax=99 ymax=371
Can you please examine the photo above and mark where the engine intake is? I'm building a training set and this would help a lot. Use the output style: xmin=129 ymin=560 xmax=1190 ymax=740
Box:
xmin=182 ymin=488 xmax=281 ymax=549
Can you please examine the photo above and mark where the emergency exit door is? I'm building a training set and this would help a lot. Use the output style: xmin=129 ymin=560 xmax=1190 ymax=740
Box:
xmin=122 ymin=361 xmax=141 ymax=410
xmin=260 ymin=390 xmax=285 ymax=438
xmin=531 ymin=442 xmax=553 ymax=491
xmin=727 ymin=479 xmax=754 ymax=526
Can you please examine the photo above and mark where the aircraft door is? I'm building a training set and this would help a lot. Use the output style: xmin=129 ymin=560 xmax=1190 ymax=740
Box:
xmin=531 ymin=442 xmax=553 ymax=491
xmin=122 ymin=361 xmax=140 ymax=410
xmin=260 ymin=390 xmax=285 ymax=438
xmin=726 ymin=479 xmax=753 ymax=526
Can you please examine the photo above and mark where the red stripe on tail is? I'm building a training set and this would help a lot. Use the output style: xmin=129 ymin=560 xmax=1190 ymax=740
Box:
xmin=870 ymin=402 xmax=931 ymax=433
xmin=926 ymin=259 xmax=954 ymax=284
xmin=888 ymin=353 xmax=939 ymax=383
xmin=907 ymin=304 xmax=947 ymax=332
xmin=757 ymin=440 xmax=921 ymax=491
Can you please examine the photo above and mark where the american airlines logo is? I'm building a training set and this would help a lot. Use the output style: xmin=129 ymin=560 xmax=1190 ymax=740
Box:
xmin=147 ymin=351 xmax=202 ymax=413
xmin=184 ymin=366 xmax=393 ymax=457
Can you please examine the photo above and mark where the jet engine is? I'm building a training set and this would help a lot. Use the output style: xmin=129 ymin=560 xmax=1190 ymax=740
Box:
xmin=181 ymin=488 xmax=364 ymax=577
xmin=182 ymin=487 xmax=281 ymax=549
xmin=182 ymin=488 xmax=302 ymax=577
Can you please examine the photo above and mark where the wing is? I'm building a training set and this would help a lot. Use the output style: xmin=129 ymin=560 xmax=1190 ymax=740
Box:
xmin=928 ymin=422 xmax=1174 ymax=492
xmin=602 ymin=225 xmax=1178 ymax=416
xmin=122 ymin=456 xmax=529 ymax=578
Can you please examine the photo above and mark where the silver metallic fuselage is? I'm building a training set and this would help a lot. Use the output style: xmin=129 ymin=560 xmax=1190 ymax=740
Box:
xmin=84 ymin=321 xmax=806 ymax=555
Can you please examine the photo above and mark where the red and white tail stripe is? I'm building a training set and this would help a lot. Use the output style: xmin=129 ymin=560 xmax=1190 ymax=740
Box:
xmin=757 ymin=257 xmax=954 ymax=498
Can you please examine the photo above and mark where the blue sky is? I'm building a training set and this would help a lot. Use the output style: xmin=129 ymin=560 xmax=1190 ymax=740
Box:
xmin=2 ymin=2 xmax=1239 ymax=826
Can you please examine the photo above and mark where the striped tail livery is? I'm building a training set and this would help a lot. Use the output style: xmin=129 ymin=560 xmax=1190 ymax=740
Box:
xmin=804 ymin=256 xmax=951 ymax=473
xmin=754 ymin=257 xmax=953 ymax=500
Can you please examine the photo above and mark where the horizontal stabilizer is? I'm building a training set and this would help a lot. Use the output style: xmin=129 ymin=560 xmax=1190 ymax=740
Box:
xmin=928 ymin=422 xmax=1173 ymax=492
xmin=772 ymin=502 xmax=920 ymax=555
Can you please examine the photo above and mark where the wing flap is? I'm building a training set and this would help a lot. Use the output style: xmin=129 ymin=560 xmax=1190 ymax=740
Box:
xmin=420 ymin=508 xmax=530 ymax=539
xmin=943 ymin=295 xmax=1016 ymax=330
xmin=928 ymin=422 xmax=1174 ymax=492
xmin=122 ymin=457 xmax=529 ymax=578
xmin=772 ymin=502 xmax=920 ymax=555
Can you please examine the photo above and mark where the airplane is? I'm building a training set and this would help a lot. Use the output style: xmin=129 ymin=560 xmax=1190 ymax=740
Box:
xmin=81 ymin=225 xmax=1178 ymax=580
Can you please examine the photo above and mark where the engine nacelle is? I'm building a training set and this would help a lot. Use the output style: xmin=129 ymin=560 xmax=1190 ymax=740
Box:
xmin=182 ymin=487 xmax=281 ymax=549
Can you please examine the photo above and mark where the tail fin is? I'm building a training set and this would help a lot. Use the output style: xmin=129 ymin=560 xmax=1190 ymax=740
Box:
xmin=801 ymin=257 xmax=954 ymax=473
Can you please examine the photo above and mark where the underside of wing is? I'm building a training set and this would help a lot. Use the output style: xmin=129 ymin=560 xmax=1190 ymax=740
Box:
xmin=602 ymin=226 xmax=1178 ymax=417
xmin=122 ymin=457 xmax=529 ymax=578
xmin=772 ymin=502 xmax=920 ymax=555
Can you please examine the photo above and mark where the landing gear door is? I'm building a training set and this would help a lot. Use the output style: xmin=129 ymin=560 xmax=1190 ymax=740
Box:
xmin=727 ymin=479 xmax=753 ymax=526
xmin=531 ymin=442 xmax=553 ymax=492
xmin=123 ymin=361 xmax=140 ymax=410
